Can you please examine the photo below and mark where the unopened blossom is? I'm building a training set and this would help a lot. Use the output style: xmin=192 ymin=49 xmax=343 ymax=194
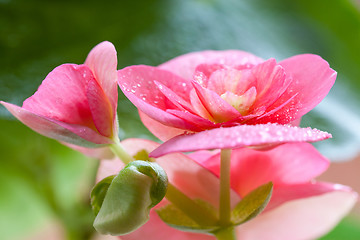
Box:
xmin=97 ymin=139 xmax=357 ymax=240
xmin=1 ymin=41 xmax=118 ymax=148
xmin=117 ymin=50 xmax=336 ymax=144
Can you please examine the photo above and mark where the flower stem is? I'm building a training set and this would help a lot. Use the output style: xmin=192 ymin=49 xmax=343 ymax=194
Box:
xmin=109 ymin=140 xmax=218 ymax=226
xmin=219 ymin=149 xmax=232 ymax=226
xmin=214 ymin=227 xmax=236 ymax=240
xmin=109 ymin=140 xmax=133 ymax=164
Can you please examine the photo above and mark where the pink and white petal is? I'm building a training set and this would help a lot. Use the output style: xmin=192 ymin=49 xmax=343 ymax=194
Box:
xmin=259 ymin=54 xmax=336 ymax=124
xmin=139 ymin=111 xmax=189 ymax=141
xmin=120 ymin=209 xmax=215 ymax=240
xmin=207 ymin=68 xmax=251 ymax=96
xmin=265 ymin=182 xmax=352 ymax=212
xmin=85 ymin=41 xmax=118 ymax=111
xmin=87 ymin=78 xmax=114 ymax=137
xmin=159 ymin=50 xmax=264 ymax=80
xmin=235 ymin=189 xmax=357 ymax=240
xmin=22 ymin=64 xmax=94 ymax=127
xmin=150 ymin=124 xmax=332 ymax=157
xmin=197 ymin=143 xmax=329 ymax=196
xmin=192 ymin=81 xmax=242 ymax=123
xmin=1 ymin=102 xmax=113 ymax=147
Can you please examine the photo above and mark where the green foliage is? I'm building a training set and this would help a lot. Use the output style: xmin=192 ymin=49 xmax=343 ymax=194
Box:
xmin=231 ymin=182 xmax=273 ymax=225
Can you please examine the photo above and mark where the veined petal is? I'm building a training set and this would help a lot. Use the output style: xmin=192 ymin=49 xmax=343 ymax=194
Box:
xmin=150 ymin=124 xmax=332 ymax=157
xmin=85 ymin=41 xmax=118 ymax=112
xmin=258 ymin=54 xmax=337 ymax=124
xmin=159 ymin=50 xmax=264 ymax=80
xmin=1 ymin=102 xmax=113 ymax=147
xmin=235 ymin=190 xmax=357 ymax=240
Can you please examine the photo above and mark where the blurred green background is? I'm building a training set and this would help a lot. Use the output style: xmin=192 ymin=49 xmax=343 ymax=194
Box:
xmin=1 ymin=0 xmax=360 ymax=239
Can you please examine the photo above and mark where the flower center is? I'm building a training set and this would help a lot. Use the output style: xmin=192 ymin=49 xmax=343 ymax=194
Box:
xmin=220 ymin=87 xmax=257 ymax=116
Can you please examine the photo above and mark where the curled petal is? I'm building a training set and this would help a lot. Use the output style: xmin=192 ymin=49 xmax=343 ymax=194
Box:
xmin=150 ymin=124 xmax=332 ymax=157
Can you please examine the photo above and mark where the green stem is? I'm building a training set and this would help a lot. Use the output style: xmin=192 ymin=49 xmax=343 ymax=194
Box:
xmin=109 ymin=140 xmax=218 ymax=226
xmin=219 ymin=149 xmax=232 ymax=226
xmin=109 ymin=140 xmax=133 ymax=164
xmin=165 ymin=184 xmax=218 ymax=226
xmin=214 ymin=227 xmax=236 ymax=240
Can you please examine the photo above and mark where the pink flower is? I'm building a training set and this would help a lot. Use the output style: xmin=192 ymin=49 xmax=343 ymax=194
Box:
xmin=117 ymin=51 xmax=335 ymax=146
xmin=97 ymin=139 xmax=357 ymax=240
xmin=1 ymin=41 xmax=118 ymax=148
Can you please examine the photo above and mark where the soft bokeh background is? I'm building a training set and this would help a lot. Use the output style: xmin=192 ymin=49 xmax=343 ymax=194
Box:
xmin=1 ymin=0 xmax=360 ymax=239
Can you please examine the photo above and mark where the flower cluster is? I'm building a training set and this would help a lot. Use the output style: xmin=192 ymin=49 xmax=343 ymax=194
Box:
xmin=2 ymin=42 xmax=357 ymax=240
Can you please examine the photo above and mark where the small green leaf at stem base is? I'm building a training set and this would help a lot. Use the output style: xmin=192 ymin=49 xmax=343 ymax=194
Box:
xmin=231 ymin=181 xmax=273 ymax=225
xmin=156 ymin=199 xmax=220 ymax=234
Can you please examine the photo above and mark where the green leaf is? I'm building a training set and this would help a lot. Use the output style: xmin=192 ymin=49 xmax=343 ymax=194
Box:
xmin=156 ymin=199 xmax=220 ymax=234
xmin=231 ymin=182 xmax=273 ymax=225
xmin=90 ymin=175 xmax=115 ymax=216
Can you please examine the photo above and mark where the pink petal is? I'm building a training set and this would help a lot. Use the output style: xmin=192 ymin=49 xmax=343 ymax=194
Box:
xmin=154 ymin=80 xmax=194 ymax=112
xmin=198 ymin=143 xmax=329 ymax=196
xmin=167 ymin=109 xmax=217 ymax=130
xmin=22 ymin=64 xmax=95 ymax=128
xmin=235 ymin=190 xmax=357 ymax=240
xmin=257 ymin=54 xmax=337 ymax=124
xmin=85 ymin=41 xmax=118 ymax=113
xmin=266 ymin=182 xmax=352 ymax=212
xmin=87 ymin=78 xmax=114 ymax=137
xmin=159 ymin=50 xmax=264 ymax=80
xmin=139 ymin=111 xmax=188 ymax=141
xmin=1 ymin=102 xmax=113 ymax=147
xmin=150 ymin=124 xmax=332 ymax=157
xmin=249 ymin=59 xmax=290 ymax=110
xmin=192 ymin=81 xmax=242 ymax=122
xmin=206 ymin=68 xmax=252 ymax=96
xmin=118 ymin=66 xmax=199 ymax=131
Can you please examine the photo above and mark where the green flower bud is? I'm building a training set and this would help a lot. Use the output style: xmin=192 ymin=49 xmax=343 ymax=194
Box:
xmin=91 ymin=160 xmax=168 ymax=236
